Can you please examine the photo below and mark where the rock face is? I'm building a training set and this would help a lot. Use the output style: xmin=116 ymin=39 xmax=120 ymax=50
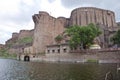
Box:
xmin=32 ymin=7 xmax=117 ymax=53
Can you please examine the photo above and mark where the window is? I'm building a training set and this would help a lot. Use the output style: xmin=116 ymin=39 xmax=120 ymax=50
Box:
xmin=58 ymin=49 xmax=60 ymax=53
xmin=63 ymin=48 xmax=67 ymax=53
xmin=33 ymin=55 xmax=35 ymax=58
xmin=47 ymin=50 xmax=50 ymax=53
xmin=52 ymin=50 xmax=55 ymax=53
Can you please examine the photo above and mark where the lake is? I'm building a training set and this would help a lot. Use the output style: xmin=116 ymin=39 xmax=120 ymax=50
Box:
xmin=0 ymin=59 xmax=119 ymax=80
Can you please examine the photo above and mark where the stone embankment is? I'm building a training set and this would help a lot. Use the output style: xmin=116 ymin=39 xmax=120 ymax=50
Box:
xmin=20 ymin=48 xmax=120 ymax=63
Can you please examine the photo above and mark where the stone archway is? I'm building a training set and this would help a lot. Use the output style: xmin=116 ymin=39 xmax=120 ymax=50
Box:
xmin=24 ymin=55 xmax=30 ymax=61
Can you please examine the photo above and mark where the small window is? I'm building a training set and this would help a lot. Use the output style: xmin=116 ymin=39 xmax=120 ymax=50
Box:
xmin=58 ymin=49 xmax=60 ymax=53
xmin=63 ymin=48 xmax=67 ymax=53
xmin=52 ymin=50 xmax=55 ymax=53
xmin=47 ymin=50 xmax=50 ymax=53
xmin=74 ymin=47 xmax=77 ymax=50
xmin=33 ymin=55 xmax=35 ymax=58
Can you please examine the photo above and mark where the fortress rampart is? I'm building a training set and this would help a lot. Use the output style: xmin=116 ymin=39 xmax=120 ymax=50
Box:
xmin=32 ymin=7 xmax=117 ymax=53
xmin=70 ymin=7 xmax=116 ymax=27
xmin=32 ymin=11 xmax=65 ymax=53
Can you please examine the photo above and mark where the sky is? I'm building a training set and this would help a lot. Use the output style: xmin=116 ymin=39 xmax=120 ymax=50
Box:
xmin=0 ymin=0 xmax=120 ymax=44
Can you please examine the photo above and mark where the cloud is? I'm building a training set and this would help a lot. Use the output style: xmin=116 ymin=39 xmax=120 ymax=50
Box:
xmin=0 ymin=0 xmax=41 ymax=25
xmin=40 ymin=0 xmax=71 ymax=18
xmin=48 ymin=0 xmax=56 ymax=3
xmin=0 ymin=0 xmax=41 ymax=44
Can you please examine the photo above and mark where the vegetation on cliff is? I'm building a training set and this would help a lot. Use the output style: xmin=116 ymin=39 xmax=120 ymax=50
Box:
xmin=0 ymin=48 xmax=17 ymax=59
xmin=18 ymin=36 xmax=33 ymax=44
xmin=111 ymin=29 xmax=120 ymax=46
xmin=3 ymin=36 xmax=33 ymax=58
xmin=65 ymin=23 xmax=102 ymax=49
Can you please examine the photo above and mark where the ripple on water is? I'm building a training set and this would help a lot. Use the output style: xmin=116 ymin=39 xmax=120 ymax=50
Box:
xmin=0 ymin=59 xmax=119 ymax=80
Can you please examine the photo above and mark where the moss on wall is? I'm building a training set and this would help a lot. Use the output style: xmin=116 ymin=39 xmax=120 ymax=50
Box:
xmin=18 ymin=36 xmax=33 ymax=44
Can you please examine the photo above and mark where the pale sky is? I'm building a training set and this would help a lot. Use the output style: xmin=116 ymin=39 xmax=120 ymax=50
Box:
xmin=0 ymin=0 xmax=120 ymax=44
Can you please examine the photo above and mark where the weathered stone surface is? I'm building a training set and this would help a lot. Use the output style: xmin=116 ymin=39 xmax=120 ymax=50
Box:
xmin=32 ymin=11 xmax=65 ymax=53
xmin=5 ymin=7 xmax=119 ymax=54
xmin=0 ymin=44 xmax=4 ymax=49
xmin=70 ymin=7 xmax=116 ymax=27
xmin=5 ymin=29 xmax=34 ymax=54
xmin=32 ymin=7 xmax=119 ymax=53
xmin=6 ymin=29 xmax=34 ymax=45
xmin=18 ymin=29 xmax=34 ymax=39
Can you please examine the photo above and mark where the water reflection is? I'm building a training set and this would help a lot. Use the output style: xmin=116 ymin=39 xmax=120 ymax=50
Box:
xmin=0 ymin=59 xmax=119 ymax=80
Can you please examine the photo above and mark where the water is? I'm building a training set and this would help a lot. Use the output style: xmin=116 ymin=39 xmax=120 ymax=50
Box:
xmin=0 ymin=59 xmax=119 ymax=80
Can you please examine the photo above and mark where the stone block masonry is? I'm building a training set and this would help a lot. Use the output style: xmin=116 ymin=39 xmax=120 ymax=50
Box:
xmin=70 ymin=7 xmax=116 ymax=27
xmin=32 ymin=12 xmax=66 ymax=53
xmin=32 ymin=7 xmax=117 ymax=54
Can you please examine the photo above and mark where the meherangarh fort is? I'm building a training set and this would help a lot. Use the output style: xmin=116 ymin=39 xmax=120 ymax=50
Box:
xmin=2 ymin=7 xmax=120 ymax=62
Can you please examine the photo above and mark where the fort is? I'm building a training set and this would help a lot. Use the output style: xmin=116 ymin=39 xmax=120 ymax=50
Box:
xmin=32 ymin=7 xmax=118 ymax=53
xmin=5 ymin=7 xmax=120 ymax=63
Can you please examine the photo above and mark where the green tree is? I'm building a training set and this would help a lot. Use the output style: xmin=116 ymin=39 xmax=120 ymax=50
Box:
xmin=55 ymin=35 xmax=63 ymax=44
xmin=111 ymin=29 xmax=120 ymax=46
xmin=65 ymin=23 xmax=101 ymax=49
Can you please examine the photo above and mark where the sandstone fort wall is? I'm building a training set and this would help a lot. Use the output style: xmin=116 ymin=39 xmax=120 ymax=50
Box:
xmin=32 ymin=12 xmax=65 ymax=53
xmin=32 ymin=7 xmax=117 ymax=53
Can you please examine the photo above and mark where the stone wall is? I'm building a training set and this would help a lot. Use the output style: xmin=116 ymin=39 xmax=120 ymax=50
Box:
xmin=18 ymin=29 xmax=34 ymax=40
xmin=32 ymin=7 xmax=118 ymax=54
xmin=24 ymin=46 xmax=35 ymax=54
xmin=19 ymin=48 xmax=120 ymax=63
xmin=6 ymin=32 xmax=19 ymax=45
xmin=0 ymin=44 xmax=4 ymax=49
xmin=5 ymin=29 xmax=34 ymax=54
xmin=32 ymin=11 xmax=65 ymax=53
xmin=6 ymin=29 xmax=34 ymax=46
xmin=70 ymin=7 xmax=116 ymax=27
xmin=45 ymin=49 xmax=120 ymax=63
xmin=12 ymin=33 xmax=19 ymax=39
